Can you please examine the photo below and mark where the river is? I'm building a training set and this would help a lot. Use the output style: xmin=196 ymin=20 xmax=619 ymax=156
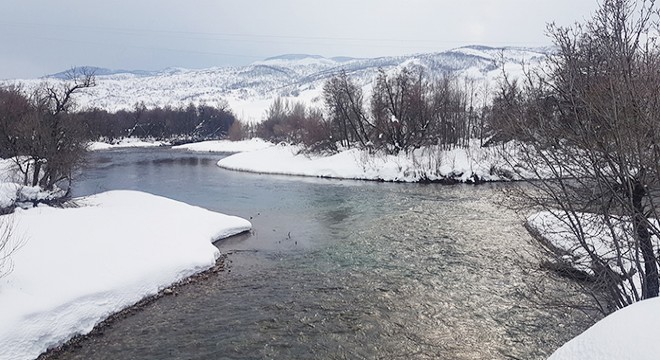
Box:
xmin=50 ymin=148 xmax=595 ymax=359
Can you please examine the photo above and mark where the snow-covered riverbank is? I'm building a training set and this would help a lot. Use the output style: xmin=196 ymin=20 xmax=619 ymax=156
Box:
xmin=171 ymin=138 xmax=273 ymax=153
xmin=549 ymin=296 xmax=660 ymax=359
xmin=89 ymin=137 xmax=518 ymax=183
xmin=528 ymin=210 xmax=660 ymax=359
xmin=90 ymin=137 xmax=274 ymax=152
xmin=0 ymin=190 xmax=251 ymax=360
xmin=216 ymin=142 xmax=514 ymax=183
xmin=88 ymin=138 xmax=169 ymax=151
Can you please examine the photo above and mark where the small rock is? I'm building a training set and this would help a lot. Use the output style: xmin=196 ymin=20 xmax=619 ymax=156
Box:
xmin=163 ymin=288 xmax=174 ymax=295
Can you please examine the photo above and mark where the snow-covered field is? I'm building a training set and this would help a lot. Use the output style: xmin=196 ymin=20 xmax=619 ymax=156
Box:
xmin=172 ymin=138 xmax=274 ymax=153
xmin=217 ymin=142 xmax=513 ymax=183
xmin=0 ymin=191 xmax=251 ymax=360
xmin=549 ymin=296 xmax=660 ymax=359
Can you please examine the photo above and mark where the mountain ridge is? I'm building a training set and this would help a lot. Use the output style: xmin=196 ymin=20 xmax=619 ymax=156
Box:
xmin=7 ymin=45 xmax=551 ymax=122
xmin=46 ymin=45 xmax=549 ymax=80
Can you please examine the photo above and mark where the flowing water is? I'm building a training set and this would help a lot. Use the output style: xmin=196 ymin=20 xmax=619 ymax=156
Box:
xmin=52 ymin=148 xmax=595 ymax=359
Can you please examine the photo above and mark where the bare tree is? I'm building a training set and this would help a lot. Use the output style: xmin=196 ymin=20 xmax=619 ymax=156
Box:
xmin=371 ymin=67 xmax=436 ymax=153
xmin=322 ymin=67 xmax=473 ymax=155
xmin=496 ymin=0 xmax=660 ymax=311
xmin=257 ymin=97 xmax=290 ymax=142
xmin=0 ymin=68 xmax=95 ymax=193
xmin=256 ymin=98 xmax=336 ymax=152
xmin=431 ymin=74 xmax=469 ymax=149
xmin=323 ymin=70 xmax=372 ymax=148
xmin=0 ymin=86 xmax=34 ymax=184
xmin=228 ymin=119 xmax=247 ymax=141
xmin=29 ymin=68 xmax=95 ymax=191
xmin=0 ymin=217 xmax=20 ymax=279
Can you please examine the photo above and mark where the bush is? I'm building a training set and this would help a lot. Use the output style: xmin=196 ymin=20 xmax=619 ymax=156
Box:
xmin=257 ymin=98 xmax=335 ymax=153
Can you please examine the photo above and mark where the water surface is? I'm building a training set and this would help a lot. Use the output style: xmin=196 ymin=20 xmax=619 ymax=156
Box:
xmin=56 ymin=148 xmax=595 ymax=359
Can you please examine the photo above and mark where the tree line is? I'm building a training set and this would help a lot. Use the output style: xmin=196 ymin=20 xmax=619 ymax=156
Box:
xmin=0 ymin=74 xmax=236 ymax=194
xmin=76 ymin=102 xmax=236 ymax=143
xmin=255 ymin=67 xmax=491 ymax=154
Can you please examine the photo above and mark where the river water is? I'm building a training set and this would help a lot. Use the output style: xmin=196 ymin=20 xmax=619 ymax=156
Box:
xmin=53 ymin=148 xmax=595 ymax=359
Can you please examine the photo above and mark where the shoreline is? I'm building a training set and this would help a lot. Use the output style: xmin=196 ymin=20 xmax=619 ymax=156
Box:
xmin=216 ymin=162 xmax=498 ymax=185
xmin=214 ymin=142 xmax=514 ymax=184
xmin=36 ymin=250 xmax=235 ymax=360
xmin=87 ymin=138 xmax=519 ymax=184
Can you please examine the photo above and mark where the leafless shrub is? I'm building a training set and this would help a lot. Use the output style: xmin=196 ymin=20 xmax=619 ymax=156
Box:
xmin=495 ymin=0 xmax=660 ymax=311
xmin=1 ymin=68 xmax=95 ymax=193
xmin=0 ymin=216 xmax=21 ymax=279
xmin=257 ymin=98 xmax=336 ymax=153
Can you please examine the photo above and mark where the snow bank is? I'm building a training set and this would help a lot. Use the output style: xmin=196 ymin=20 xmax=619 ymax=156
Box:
xmin=527 ymin=211 xmax=658 ymax=290
xmin=172 ymin=138 xmax=274 ymax=153
xmin=0 ymin=159 xmax=66 ymax=211
xmin=0 ymin=190 xmax=251 ymax=360
xmin=530 ymin=210 xmax=660 ymax=359
xmin=88 ymin=138 xmax=168 ymax=151
xmin=217 ymin=142 xmax=513 ymax=183
xmin=549 ymin=297 xmax=660 ymax=360
xmin=0 ymin=183 xmax=20 ymax=209
xmin=0 ymin=158 xmax=24 ymax=183
xmin=0 ymin=184 xmax=65 ymax=210
xmin=527 ymin=211 xmax=617 ymax=275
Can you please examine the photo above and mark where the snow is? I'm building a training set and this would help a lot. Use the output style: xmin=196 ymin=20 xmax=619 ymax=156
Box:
xmin=0 ymin=159 xmax=21 ymax=208
xmin=0 ymin=158 xmax=67 ymax=210
xmin=0 ymin=183 xmax=20 ymax=209
xmin=529 ymin=210 xmax=660 ymax=359
xmin=450 ymin=45 xmax=549 ymax=64
xmin=527 ymin=211 xmax=615 ymax=275
xmin=549 ymin=297 xmax=660 ymax=360
xmin=172 ymin=138 xmax=274 ymax=153
xmin=527 ymin=211 xmax=657 ymax=294
xmin=88 ymin=138 xmax=169 ymax=151
xmin=2 ymin=46 xmax=547 ymax=124
xmin=0 ymin=158 xmax=23 ymax=183
xmin=0 ymin=190 xmax=251 ymax=360
xmin=216 ymin=142 xmax=514 ymax=183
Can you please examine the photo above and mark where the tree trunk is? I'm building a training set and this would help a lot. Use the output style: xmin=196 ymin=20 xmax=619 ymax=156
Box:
xmin=632 ymin=179 xmax=659 ymax=299
xmin=31 ymin=161 xmax=41 ymax=187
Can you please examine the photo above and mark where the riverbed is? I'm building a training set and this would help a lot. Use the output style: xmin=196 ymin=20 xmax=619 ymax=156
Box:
xmin=51 ymin=148 xmax=595 ymax=359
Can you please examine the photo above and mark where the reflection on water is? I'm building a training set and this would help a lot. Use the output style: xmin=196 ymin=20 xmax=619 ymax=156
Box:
xmin=56 ymin=148 xmax=595 ymax=359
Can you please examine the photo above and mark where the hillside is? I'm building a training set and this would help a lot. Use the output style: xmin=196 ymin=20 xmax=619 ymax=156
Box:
xmin=3 ymin=46 xmax=549 ymax=123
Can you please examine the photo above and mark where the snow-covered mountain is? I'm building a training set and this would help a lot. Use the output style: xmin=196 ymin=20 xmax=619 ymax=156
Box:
xmin=4 ymin=46 xmax=549 ymax=123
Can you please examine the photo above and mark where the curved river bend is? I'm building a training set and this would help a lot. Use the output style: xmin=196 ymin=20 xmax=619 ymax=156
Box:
xmin=54 ymin=148 xmax=593 ymax=359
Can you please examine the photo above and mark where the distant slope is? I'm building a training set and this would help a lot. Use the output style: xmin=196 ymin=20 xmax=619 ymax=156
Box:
xmin=3 ymin=46 xmax=549 ymax=123
xmin=48 ymin=66 xmax=162 ymax=79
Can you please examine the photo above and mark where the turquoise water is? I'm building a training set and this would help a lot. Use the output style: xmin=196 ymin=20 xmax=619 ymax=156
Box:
xmin=56 ymin=148 xmax=594 ymax=359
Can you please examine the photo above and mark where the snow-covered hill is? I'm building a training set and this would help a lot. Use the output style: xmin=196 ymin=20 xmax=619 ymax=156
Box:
xmin=2 ymin=46 xmax=549 ymax=123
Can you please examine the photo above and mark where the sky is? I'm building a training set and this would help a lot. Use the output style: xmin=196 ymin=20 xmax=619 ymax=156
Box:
xmin=0 ymin=0 xmax=598 ymax=79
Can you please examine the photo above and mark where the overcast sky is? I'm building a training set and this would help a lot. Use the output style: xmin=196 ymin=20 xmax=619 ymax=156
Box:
xmin=0 ymin=0 xmax=598 ymax=79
